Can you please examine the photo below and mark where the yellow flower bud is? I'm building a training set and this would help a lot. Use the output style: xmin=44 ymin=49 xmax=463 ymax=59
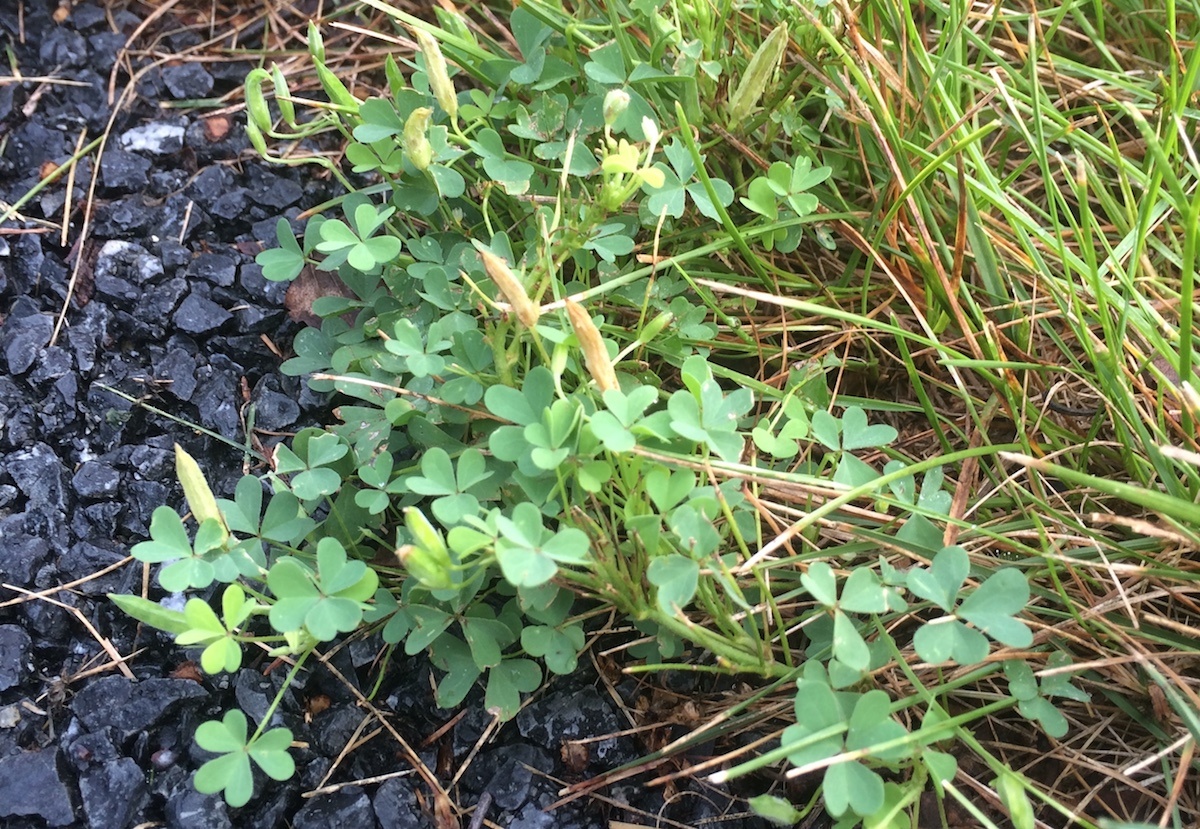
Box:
xmin=480 ymin=249 xmax=540 ymax=328
xmin=566 ymin=300 xmax=619 ymax=393
xmin=402 ymin=107 xmax=434 ymax=171
xmin=398 ymin=507 xmax=454 ymax=590
xmin=174 ymin=445 xmax=229 ymax=547
xmin=413 ymin=28 xmax=458 ymax=120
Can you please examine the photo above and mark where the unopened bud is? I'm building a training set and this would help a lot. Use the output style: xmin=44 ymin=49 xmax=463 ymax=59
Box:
xmin=402 ymin=107 xmax=434 ymax=171
xmin=307 ymin=21 xmax=325 ymax=63
xmin=603 ymin=88 xmax=630 ymax=128
xmin=271 ymin=64 xmax=295 ymax=125
xmin=566 ymin=300 xmax=619 ymax=393
xmin=728 ymin=22 xmax=788 ymax=124
xmin=481 ymin=249 xmax=540 ymax=327
xmin=413 ymin=28 xmax=458 ymax=120
xmin=637 ymin=310 xmax=674 ymax=344
xmin=398 ymin=507 xmax=453 ymax=589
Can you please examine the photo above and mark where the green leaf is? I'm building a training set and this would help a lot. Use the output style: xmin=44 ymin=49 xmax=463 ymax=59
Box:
xmin=354 ymin=97 xmax=404 ymax=142
xmin=840 ymin=407 xmax=898 ymax=450
xmin=194 ymin=710 xmax=292 ymax=806
xmin=461 ymin=613 xmax=514 ymax=669
xmin=644 ymin=467 xmax=694 ymax=512
xmin=521 ymin=624 xmax=585 ymax=675
xmin=494 ymin=504 xmax=589 ymax=587
xmin=407 ymin=605 xmax=453 ymax=654
xmin=801 ymin=562 xmax=839 ymax=607
xmin=1004 ymin=659 xmax=1039 ymax=701
xmin=131 ymin=506 xmax=192 ymax=563
xmin=109 ymin=593 xmax=190 ymax=635
xmin=811 ymin=409 xmax=841 ymax=450
xmin=782 ymin=680 xmax=845 ymax=768
xmin=584 ymin=41 xmax=627 ymax=84
xmin=741 ymin=177 xmax=780 ymax=220
xmin=248 ymin=727 xmax=296 ymax=781
xmin=839 ymin=568 xmax=892 ymax=614
xmin=1040 ymin=652 xmax=1091 ymax=702
xmin=306 ymin=432 xmax=348 ymax=467
xmin=748 ymin=794 xmax=804 ymax=826
xmin=906 ymin=546 xmax=968 ymax=613
xmin=832 ymin=612 xmax=870 ymax=671
xmin=471 ymin=128 xmax=535 ymax=194
xmin=958 ymin=569 xmax=1032 ymax=647
xmin=267 ymin=539 xmax=377 ymax=641
xmin=484 ymin=658 xmax=541 ymax=720
xmin=291 ymin=467 xmax=343 ymax=500
xmin=1016 ymin=695 xmax=1068 ymax=739
xmin=648 ymin=555 xmax=700 ymax=613
xmin=485 ymin=367 xmax=554 ymax=425
xmin=824 ymin=760 xmax=884 ymax=818
xmin=256 ymin=246 xmax=305 ymax=282
xmin=912 ymin=618 xmax=989 ymax=665
xmin=833 ymin=454 xmax=880 ymax=488
xmin=923 ymin=748 xmax=958 ymax=794
xmin=845 ymin=690 xmax=909 ymax=762
xmin=431 ymin=635 xmax=482 ymax=707
xmin=194 ymin=750 xmax=252 ymax=808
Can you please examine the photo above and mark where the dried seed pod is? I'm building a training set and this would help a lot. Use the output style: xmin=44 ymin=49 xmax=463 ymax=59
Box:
xmin=566 ymin=300 xmax=618 ymax=393
xmin=481 ymin=250 xmax=540 ymax=327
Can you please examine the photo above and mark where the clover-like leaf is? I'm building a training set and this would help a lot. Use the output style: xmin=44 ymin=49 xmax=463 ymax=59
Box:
xmin=845 ymin=689 xmax=909 ymax=762
xmin=801 ymin=561 xmax=839 ymax=607
xmin=839 ymin=406 xmax=898 ymax=449
xmin=521 ymin=624 xmax=585 ymax=675
xmin=907 ymin=545 xmax=969 ymax=613
xmin=131 ymin=506 xmax=192 ymax=563
xmin=484 ymin=658 xmax=541 ymax=720
xmin=257 ymin=219 xmax=306 ymax=282
xmin=840 ymin=568 xmax=893 ymax=614
xmin=461 ymin=610 xmax=516 ymax=670
xmin=781 ymin=679 xmax=846 ymax=768
xmin=267 ymin=538 xmax=378 ymax=641
xmin=823 ymin=759 xmax=885 ymax=818
xmin=913 ymin=617 xmax=989 ymax=665
xmin=647 ymin=554 xmax=700 ymax=613
xmin=194 ymin=710 xmax=294 ymax=807
xmin=957 ymin=568 xmax=1032 ymax=647
xmin=494 ymin=503 xmax=590 ymax=588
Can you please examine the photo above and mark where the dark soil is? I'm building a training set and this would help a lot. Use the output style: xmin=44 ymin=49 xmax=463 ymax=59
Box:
xmin=0 ymin=3 xmax=771 ymax=828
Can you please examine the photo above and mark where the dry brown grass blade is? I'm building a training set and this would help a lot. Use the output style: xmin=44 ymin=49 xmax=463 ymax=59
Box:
xmin=315 ymin=650 xmax=460 ymax=828
xmin=3 ymin=583 xmax=136 ymax=680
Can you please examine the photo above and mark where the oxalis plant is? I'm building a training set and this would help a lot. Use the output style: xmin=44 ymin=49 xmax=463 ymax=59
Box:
xmin=113 ymin=4 xmax=1088 ymax=824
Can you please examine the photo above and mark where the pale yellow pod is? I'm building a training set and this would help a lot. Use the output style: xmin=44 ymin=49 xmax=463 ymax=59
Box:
xmin=480 ymin=249 xmax=540 ymax=327
xmin=174 ymin=444 xmax=227 ymax=534
xmin=566 ymin=300 xmax=619 ymax=393
xmin=413 ymin=28 xmax=458 ymax=120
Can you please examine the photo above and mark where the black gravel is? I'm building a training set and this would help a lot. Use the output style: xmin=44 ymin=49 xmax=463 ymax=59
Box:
xmin=0 ymin=4 xmax=772 ymax=828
